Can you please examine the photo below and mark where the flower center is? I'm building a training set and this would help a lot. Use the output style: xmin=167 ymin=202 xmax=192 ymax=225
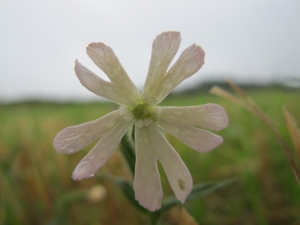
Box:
xmin=120 ymin=104 xmax=161 ymax=127
xmin=131 ymin=103 xmax=154 ymax=120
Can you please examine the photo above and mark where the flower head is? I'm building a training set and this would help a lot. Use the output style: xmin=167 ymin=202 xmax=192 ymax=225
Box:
xmin=53 ymin=31 xmax=228 ymax=211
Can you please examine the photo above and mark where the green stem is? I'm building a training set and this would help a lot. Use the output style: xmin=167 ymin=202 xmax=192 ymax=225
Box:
xmin=120 ymin=126 xmax=136 ymax=175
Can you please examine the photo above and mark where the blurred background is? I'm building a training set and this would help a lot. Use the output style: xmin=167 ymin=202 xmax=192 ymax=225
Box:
xmin=1 ymin=0 xmax=300 ymax=224
xmin=1 ymin=0 xmax=300 ymax=102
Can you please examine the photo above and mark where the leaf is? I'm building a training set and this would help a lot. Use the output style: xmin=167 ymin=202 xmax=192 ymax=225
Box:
xmin=161 ymin=177 xmax=236 ymax=212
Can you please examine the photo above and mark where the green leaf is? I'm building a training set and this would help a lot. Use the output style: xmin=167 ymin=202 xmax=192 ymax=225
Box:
xmin=161 ymin=177 xmax=236 ymax=212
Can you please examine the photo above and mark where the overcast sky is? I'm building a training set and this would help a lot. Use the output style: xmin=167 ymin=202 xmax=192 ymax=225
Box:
xmin=1 ymin=0 xmax=300 ymax=102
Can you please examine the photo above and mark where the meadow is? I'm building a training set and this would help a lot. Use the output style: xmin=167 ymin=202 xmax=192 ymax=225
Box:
xmin=0 ymin=86 xmax=299 ymax=225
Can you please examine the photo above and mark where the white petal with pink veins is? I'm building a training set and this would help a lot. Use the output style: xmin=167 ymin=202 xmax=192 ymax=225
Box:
xmin=156 ymin=117 xmax=223 ymax=152
xmin=72 ymin=117 xmax=132 ymax=180
xmin=134 ymin=126 xmax=163 ymax=211
xmin=86 ymin=42 xmax=140 ymax=103
xmin=148 ymin=44 xmax=205 ymax=105
xmin=146 ymin=123 xmax=193 ymax=203
xmin=143 ymin=31 xmax=181 ymax=104
xmin=74 ymin=60 xmax=137 ymax=107
xmin=53 ymin=110 xmax=121 ymax=154
xmin=159 ymin=104 xmax=228 ymax=130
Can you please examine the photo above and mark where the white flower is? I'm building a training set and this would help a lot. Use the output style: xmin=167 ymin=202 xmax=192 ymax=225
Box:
xmin=53 ymin=31 xmax=228 ymax=211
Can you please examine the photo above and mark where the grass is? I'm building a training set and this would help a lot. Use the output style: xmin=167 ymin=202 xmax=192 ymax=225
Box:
xmin=0 ymin=87 xmax=300 ymax=225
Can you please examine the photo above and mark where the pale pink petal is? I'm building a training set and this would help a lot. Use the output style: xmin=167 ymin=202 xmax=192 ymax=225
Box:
xmin=53 ymin=110 xmax=121 ymax=154
xmin=86 ymin=43 xmax=140 ymax=103
xmin=156 ymin=117 xmax=223 ymax=152
xmin=146 ymin=123 xmax=193 ymax=203
xmin=142 ymin=31 xmax=181 ymax=103
xmin=74 ymin=60 xmax=137 ymax=107
xmin=72 ymin=117 xmax=132 ymax=180
xmin=133 ymin=126 xmax=163 ymax=211
xmin=159 ymin=104 xmax=228 ymax=130
xmin=148 ymin=44 xmax=205 ymax=105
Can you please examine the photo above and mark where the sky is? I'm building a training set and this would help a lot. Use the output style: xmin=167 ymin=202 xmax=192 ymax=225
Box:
xmin=1 ymin=0 xmax=300 ymax=102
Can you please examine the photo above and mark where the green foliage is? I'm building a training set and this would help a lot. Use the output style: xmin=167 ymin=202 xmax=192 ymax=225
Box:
xmin=162 ymin=177 xmax=236 ymax=211
xmin=1 ymin=88 xmax=300 ymax=225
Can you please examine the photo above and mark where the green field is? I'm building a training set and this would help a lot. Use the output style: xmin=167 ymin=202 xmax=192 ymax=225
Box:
xmin=1 ymin=87 xmax=299 ymax=225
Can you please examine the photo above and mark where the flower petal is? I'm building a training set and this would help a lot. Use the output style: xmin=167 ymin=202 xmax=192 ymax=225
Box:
xmin=148 ymin=44 xmax=205 ymax=105
xmin=159 ymin=104 xmax=228 ymax=130
xmin=72 ymin=117 xmax=132 ymax=180
xmin=142 ymin=31 xmax=181 ymax=102
xmin=146 ymin=123 xmax=193 ymax=203
xmin=53 ymin=110 xmax=121 ymax=154
xmin=156 ymin=117 xmax=223 ymax=152
xmin=86 ymin=42 xmax=141 ymax=104
xmin=74 ymin=60 xmax=137 ymax=107
xmin=133 ymin=126 xmax=163 ymax=211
